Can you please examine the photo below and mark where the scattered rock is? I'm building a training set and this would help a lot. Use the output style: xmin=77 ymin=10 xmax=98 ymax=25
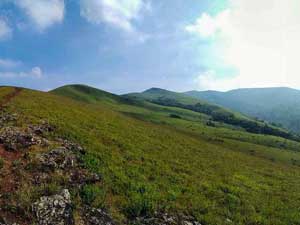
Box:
xmin=29 ymin=122 xmax=55 ymax=136
xmin=62 ymin=139 xmax=86 ymax=155
xmin=0 ymin=112 xmax=17 ymax=127
xmin=182 ymin=221 xmax=194 ymax=225
xmin=162 ymin=213 xmax=176 ymax=224
xmin=135 ymin=213 xmax=177 ymax=225
xmin=225 ymin=218 xmax=232 ymax=223
xmin=38 ymin=147 xmax=78 ymax=171
xmin=0 ymin=127 xmax=37 ymax=151
xmin=134 ymin=213 xmax=201 ymax=225
xmin=33 ymin=172 xmax=51 ymax=185
xmin=32 ymin=189 xmax=74 ymax=225
xmin=69 ymin=169 xmax=101 ymax=187
xmin=83 ymin=207 xmax=116 ymax=225
xmin=193 ymin=222 xmax=202 ymax=225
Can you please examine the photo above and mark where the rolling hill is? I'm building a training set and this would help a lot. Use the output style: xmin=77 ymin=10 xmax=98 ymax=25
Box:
xmin=184 ymin=87 xmax=300 ymax=133
xmin=0 ymin=85 xmax=300 ymax=224
xmin=125 ymin=87 xmax=298 ymax=141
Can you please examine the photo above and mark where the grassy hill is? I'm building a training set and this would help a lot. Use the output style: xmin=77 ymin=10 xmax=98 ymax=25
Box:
xmin=1 ymin=85 xmax=300 ymax=224
xmin=52 ymin=84 xmax=124 ymax=104
xmin=185 ymin=87 xmax=300 ymax=133
xmin=125 ymin=87 xmax=298 ymax=141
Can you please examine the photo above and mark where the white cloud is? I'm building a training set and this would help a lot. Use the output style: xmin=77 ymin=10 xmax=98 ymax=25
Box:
xmin=195 ymin=70 xmax=288 ymax=91
xmin=188 ymin=0 xmax=300 ymax=90
xmin=30 ymin=66 xmax=43 ymax=78
xmin=80 ymin=0 xmax=148 ymax=32
xmin=0 ymin=19 xmax=12 ymax=40
xmin=185 ymin=10 xmax=230 ymax=38
xmin=0 ymin=66 xmax=43 ymax=79
xmin=14 ymin=0 xmax=65 ymax=30
xmin=0 ymin=58 xmax=21 ymax=68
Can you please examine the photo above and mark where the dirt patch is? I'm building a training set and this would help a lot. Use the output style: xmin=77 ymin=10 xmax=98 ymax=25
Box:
xmin=0 ymin=145 xmax=22 ymax=161
xmin=0 ymin=87 xmax=22 ymax=108
xmin=0 ymin=144 xmax=23 ymax=193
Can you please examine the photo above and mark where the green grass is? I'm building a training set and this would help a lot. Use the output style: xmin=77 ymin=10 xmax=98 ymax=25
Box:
xmin=52 ymin=84 xmax=124 ymax=105
xmin=52 ymin=85 xmax=300 ymax=152
xmin=3 ymin=86 xmax=300 ymax=225
xmin=126 ymin=87 xmax=202 ymax=105
xmin=124 ymin=87 xmax=297 ymax=141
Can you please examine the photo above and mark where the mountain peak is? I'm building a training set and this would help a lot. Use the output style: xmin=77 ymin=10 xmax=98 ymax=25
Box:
xmin=143 ymin=87 xmax=169 ymax=94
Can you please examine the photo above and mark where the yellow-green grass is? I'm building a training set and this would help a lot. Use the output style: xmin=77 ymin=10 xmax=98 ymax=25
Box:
xmin=52 ymin=85 xmax=300 ymax=152
xmin=2 ymin=87 xmax=300 ymax=225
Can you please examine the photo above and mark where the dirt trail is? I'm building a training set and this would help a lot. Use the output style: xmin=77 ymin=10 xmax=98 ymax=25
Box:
xmin=0 ymin=87 xmax=22 ymax=108
xmin=0 ymin=145 xmax=23 ymax=193
xmin=0 ymin=87 xmax=23 ymax=192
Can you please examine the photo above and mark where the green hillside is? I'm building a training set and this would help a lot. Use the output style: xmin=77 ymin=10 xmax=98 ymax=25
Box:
xmin=126 ymin=88 xmax=298 ymax=141
xmin=52 ymin=84 xmax=124 ymax=104
xmin=185 ymin=87 xmax=300 ymax=133
xmin=1 ymin=85 xmax=300 ymax=225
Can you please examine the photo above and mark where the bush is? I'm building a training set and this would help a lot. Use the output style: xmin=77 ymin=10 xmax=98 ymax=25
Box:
xmin=123 ymin=185 xmax=158 ymax=218
xmin=124 ymin=192 xmax=156 ymax=218
xmin=169 ymin=114 xmax=182 ymax=119
xmin=80 ymin=184 xmax=106 ymax=208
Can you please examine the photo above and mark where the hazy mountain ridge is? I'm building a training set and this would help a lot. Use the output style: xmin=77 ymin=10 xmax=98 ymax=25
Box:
xmin=185 ymin=87 xmax=300 ymax=133
xmin=126 ymin=87 xmax=298 ymax=141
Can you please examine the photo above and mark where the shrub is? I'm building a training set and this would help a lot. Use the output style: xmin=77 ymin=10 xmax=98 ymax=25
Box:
xmin=169 ymin=114 xmax=182 ymax=119
xmin=80 ymin=184 xmax=106 ymax=208
xmin=124 ymin=192 xmax=156 ymax=218
xmin=123 ymin=185 xmax=158 ymax=218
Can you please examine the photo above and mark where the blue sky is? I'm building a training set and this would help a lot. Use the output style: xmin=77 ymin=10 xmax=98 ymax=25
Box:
xmin=0 ymin=0 xmax=299 ymax=93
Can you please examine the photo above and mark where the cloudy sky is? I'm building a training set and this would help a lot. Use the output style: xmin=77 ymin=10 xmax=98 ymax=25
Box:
xmin=0 ymin=0 xmax=299 ymax=93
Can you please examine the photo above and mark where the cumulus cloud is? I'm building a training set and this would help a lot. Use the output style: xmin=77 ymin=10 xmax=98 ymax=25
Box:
xmin=0 ymin=66 xmax=43 ymax=79
xmin=30 ymin=66 xmax=43 ymax=78
xmin=14 ymin=0 xmax=65 ymax=30
xmin=187 ymin=0 xmax=300 ymax=90
xmin=80 ymin=0 xmax=148 ymax=32
xmin=0 ymin=58 xmax=22 ymax=68
xmin=185 ymin=10 xmax=230 ymax=38
xmin=0 ymin=19 xmax=12 ymax=40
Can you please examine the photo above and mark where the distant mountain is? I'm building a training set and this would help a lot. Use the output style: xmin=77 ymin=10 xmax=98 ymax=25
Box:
xmin=185 ymin=87 xmax=300 ymax=132
xmin=126 ymin=87 xmax=298 ymax=140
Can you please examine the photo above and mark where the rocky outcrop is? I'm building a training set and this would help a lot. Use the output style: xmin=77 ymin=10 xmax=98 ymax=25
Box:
xmin=0 ymin=126 xmax=48 ymax=151
xmin=83 ymin=207 xmax=116 ymax=225
xmin=69 ymin=169 xmax=101 ymax=187
xmin=38 ymin=147 xmax=79 ymax=171
xmin=32 ymin=189 xmax=74 ymax=225
xmin=134 ymin=213 xmax=202 ymax=225
xmin=61 ymin=139 xmax=86 ymax=155
xmin=0 ymin=112 xmax=17 ymax=127
xmin=29 ymin=122 xmax=55 ymax=136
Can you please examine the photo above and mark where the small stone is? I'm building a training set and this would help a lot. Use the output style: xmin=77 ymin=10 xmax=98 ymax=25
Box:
xmin=62 ymin=140 xmax=86 ymax=155
xmin=0 ymin=126 xmax=46 ymax=151
xmin=83 ymin=207 xmax=116 ymax=225
xmin=32 ymin=189 xmax=74 ymax=225
xmin=183 ymin=221 xmax=193 ymax=225
xmin=69 ymin=169 xmax=101 ymax=187
xmin=38 ymin=147 xmax=79 ymax=171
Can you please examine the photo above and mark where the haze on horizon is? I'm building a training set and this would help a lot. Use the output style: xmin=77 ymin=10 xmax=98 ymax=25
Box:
xmin=0 ymin=0 xmax=299 ymax=94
